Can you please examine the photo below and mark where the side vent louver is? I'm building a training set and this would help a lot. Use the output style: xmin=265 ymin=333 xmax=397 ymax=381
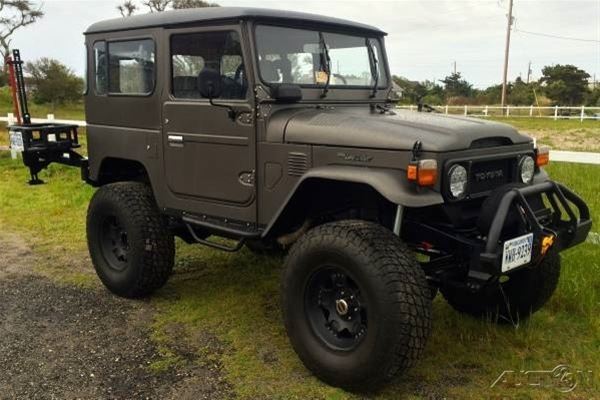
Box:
xmin=288 ymin=152 xmax=308 ymax=176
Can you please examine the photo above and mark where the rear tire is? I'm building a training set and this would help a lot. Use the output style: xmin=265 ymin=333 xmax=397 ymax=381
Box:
xmin=441 ymin=251 xmax=561 ymax=323
xmin=281 ymin=220 xmax=432 ymax=391
xmin=87 ymin=182 xmax=175 ymax=298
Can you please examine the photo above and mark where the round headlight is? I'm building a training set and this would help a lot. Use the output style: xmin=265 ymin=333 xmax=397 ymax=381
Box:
xmin=448 ymin=164 xmax=468 ymax=198
xmin=520 ymin=156 xmax=535 ymax=184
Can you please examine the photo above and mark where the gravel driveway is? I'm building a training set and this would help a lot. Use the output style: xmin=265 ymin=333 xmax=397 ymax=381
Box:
xmin=0 ymin=232 xmax=230 ymax=399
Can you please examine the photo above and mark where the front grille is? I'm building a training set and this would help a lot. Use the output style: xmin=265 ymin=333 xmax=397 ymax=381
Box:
xmin=469 ymin=159 xmax=513 ymax=194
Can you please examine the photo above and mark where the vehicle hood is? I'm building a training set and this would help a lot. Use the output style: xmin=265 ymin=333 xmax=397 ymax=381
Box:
xmin=271 ymin=107 xmax=531 ymax=151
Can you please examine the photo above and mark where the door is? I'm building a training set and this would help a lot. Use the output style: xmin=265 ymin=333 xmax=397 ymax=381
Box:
xmin=162 ymin=28 xmax=255 ymax=206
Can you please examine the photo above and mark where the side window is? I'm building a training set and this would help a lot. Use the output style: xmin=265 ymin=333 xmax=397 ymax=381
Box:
xmin=82 ymin=44 xmax=88 ymax=95
xmin=171 ymin=31 xmax=247 ymax=100
xmin=108 ymin=39 xmax=155 ymax=95
xmin=93 ymin=41 xmax=107 ymax=95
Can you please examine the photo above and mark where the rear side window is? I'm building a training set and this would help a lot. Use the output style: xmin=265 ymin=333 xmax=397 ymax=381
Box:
xmin=82 ymin=44 xmax=88 ymax=95
xmin=107 ymin=39 xmax=155 ymax=95
xmin=93 ymin=41 xmax=107 ymax=95
xmin=170 ymin=31 xmax=247 ymax=100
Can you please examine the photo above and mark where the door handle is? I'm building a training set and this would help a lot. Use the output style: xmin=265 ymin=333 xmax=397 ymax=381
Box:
xmin=168 ymin=135 xmax=184 ymax=147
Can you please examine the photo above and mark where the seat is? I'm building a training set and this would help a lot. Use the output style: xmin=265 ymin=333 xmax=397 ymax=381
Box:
xmin=173 ymin=76 xmax=200 ymax=98
xmin=260 ymin=60 xmax=281 ymax=83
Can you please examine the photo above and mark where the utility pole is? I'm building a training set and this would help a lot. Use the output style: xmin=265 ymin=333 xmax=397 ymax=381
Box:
xmin=453 ymin=61 xmax=457 ymax=74
xmin=501 ymin=0 xmax=514 ymax=110
xmin=526 ymin=61 xmax=532 ymax=84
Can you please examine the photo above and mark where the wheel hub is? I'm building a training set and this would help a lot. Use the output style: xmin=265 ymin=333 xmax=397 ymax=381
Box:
xmin=335 ymin=299 xmax=349 ymax=316
xmin=100 ymin=216 xmax=129 ymax=271
xmin=305 ymin=267 xmax=367 ymax=350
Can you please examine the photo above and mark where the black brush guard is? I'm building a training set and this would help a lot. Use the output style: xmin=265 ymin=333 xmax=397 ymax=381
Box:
xmin=405 ymin=181 xmax=592 ymax=286
xmin=479 ymin=181 xmax=591 ymax=268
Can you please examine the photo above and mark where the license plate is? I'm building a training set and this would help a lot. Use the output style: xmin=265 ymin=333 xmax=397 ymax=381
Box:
xmin=9 ymin=131 xmax=24 ymax=151
xmin=502 ymin=233 xmax=534 ymax=272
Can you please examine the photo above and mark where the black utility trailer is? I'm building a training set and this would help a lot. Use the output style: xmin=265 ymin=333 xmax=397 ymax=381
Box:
xmin=8 ymin=123 xmax=87 ymax=184
xmin=6 ymin=49 xmax=87 ymax=184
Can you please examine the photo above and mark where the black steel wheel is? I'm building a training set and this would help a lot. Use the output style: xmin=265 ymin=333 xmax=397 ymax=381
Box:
xmin=87 ymin=182 xmax=175 ymax=298
xmin=99 ymin=215 xmax=129 ymax=272
xmin=305 ymin=267 xmax=368 ymax=351
xmin=281 ymin=220 xmax=432 ymax=392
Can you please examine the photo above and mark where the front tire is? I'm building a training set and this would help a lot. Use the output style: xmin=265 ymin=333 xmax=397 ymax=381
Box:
xmin=281 ymin=220 xmax=432 ymax=391
xmin=87 ymin=182 xmax=175 ymax=298
xmin=441 ymin=251 xmax=561 ymax=323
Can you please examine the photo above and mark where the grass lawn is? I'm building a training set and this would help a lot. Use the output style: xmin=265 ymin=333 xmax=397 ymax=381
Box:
xmin=489 ymin=117 xmax=600 ymax=152
xmin=0 ymin=86 xmax=84 ymax=121
xmin=0 ymin=151 xmax=598 ymax=399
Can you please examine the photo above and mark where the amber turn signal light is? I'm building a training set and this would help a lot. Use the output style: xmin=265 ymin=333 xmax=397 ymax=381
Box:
xmin=536 ymin=146 xmax=550 ymax=167
xmin=407 ymin=164 xmax=418 ymax=181
xmin=407 ymin=159 xmax=438 ymax=187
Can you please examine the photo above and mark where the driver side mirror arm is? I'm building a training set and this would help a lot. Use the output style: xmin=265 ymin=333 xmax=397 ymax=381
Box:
xmin=197 ymin=67 xmax=237 ymax=122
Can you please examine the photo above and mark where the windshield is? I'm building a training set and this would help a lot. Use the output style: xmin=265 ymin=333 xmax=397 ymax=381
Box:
xmin=255 ymin=25 xmax=388 ymax=88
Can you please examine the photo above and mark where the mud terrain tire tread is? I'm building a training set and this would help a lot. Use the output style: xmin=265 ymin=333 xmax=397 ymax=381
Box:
xmin=87 ymin=182 xmax=174 ymax=298
xmin=281 ymin=220 xmax=432 ymax=391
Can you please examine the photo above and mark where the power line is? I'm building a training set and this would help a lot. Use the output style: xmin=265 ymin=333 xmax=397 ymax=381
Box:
xmin=514 ymin=28 xmax=600 ymax=44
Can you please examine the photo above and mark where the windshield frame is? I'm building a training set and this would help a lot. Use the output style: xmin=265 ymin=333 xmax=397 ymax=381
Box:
xmin=252 ymin=22 xmax=390 ymax=92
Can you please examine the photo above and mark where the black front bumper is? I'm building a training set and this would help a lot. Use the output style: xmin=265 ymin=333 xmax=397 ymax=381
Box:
xmin=405 ymin=180 xmax=592 ymax=282
xmin=478 ymin=181 xmax=592 ymax=272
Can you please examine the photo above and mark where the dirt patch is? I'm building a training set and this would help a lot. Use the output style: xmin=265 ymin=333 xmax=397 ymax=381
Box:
xmin=0 ymin=232 xmax=36 ymax=279
xmin=522 ymin=129 xmax=600 ymax=152
xmin=0 ymin=232 xmax=232 ymax=399
xmin=156 ymin=322 xmax=233 ymax=399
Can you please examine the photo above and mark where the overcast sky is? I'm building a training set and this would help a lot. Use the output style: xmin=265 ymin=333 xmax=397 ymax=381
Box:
xmin=10 ymin=0 xmax=600 ymax=88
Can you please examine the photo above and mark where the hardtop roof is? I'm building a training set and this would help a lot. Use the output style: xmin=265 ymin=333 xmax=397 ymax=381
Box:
xmin=85 ymin=7 xmax=385 ymax=35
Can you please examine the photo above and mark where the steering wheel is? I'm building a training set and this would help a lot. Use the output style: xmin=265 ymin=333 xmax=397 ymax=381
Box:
xmin=234 ymin=63 xmax=246 ymax=86
xmin=332 ymin=73 xmax=347 ymax=85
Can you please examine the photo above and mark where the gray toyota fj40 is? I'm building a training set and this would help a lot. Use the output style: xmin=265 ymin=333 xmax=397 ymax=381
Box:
xmin=9 ymin=7 xmax=591 ymax=391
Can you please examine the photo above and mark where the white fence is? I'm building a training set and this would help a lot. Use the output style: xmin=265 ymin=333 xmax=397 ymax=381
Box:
xmin=397 ymin=105 xmax=600 ymax=121
xmin=0 ymin=113 xmax=87 ymax=126
xmin=1 ymin=105 xmax=599 ymax=126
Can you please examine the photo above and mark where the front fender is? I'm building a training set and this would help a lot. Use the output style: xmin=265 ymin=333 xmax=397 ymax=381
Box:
xmin=262 ymin=165 xmax=444 ymax=237
xmin=301 ymin=166 xmax=443 ymax=207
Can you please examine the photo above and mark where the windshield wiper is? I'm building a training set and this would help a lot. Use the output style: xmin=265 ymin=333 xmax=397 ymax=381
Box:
xmin=365 ymin=38 xmax=379 ymax=98
xmin=319 ymin=32 xmax=331 ymax=98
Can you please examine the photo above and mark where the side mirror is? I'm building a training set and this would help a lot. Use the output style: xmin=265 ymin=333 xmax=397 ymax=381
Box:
xmin=272 ymin=84 xmax=302 ymax=102
xmin=197 ymin=67 xmax=237 ymax=121
xmin=198 ymin=68 xmax=223 ymax=99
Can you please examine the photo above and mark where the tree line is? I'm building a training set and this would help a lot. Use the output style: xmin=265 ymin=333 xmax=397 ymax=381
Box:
xmin=0 ymin=0 xmax=597 ymax=109
xmin=394 ymin=64 xmax=598 ymax=107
